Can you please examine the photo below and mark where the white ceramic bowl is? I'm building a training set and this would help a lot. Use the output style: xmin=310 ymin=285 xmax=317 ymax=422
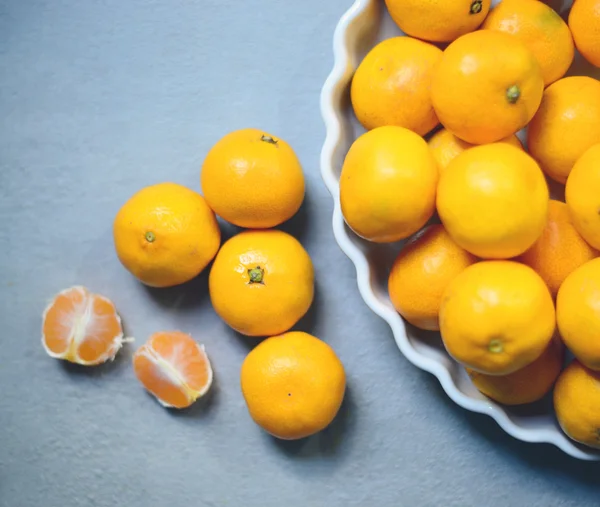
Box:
xmin=320 ymin=0 xmax=600 ymax=461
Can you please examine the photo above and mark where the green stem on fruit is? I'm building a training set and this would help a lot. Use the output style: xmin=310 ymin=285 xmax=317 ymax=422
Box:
xmin=261 ymin=135 xmax=278 ymax=145
xmin=248 ymin=266 xmax=265 ymax=284
xmin=488 ymin=338 xmax=504 ymax=354
xmin=470 ymin=0 xmax=483 ymax=14
xmin=506 ymin=85 xmax=521 ymax=104
xmin=145 ymin=231 xmax=156 ymax=243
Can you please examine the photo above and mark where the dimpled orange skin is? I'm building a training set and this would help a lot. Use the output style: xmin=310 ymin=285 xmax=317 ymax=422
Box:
xmin=201 ymin=129 xmax=305 ymax=229
xmin=566 ymin=144 xmax=600 ymax=250
xmin=554 ymin=360 xmax=600 ymax=449
xmin=388 ymin=224 xmax=478 ymax=331
xmin=113 ymin=183 xmax=220 ymax=288
xmin=437 ymin=143 xmax=549 ymax=259
xmin=439 ymin=261 xmax=556 ymax=375
xmin=241 ymin=332 xmax=346 ymax=440
xmin=569 ymin=0 xmax=600 ymax=68
xmin=466 ymin=337 xmax=564 ymax=406
xmin=556 ymin=258 xmax=600 ymax=371
xmin=209 ymin=230 xmax=314 ymax=337
xmin=350 ymin=37 xmax=442 ymax=136
xmin=384 ymin=0 xmax=491 ymax=43
xmin=482 ymin=0 xmax=574 ymax=86
xmin=427 ymin=128 xmax=523 ymax=175
xmin=518 ymin=200 xmax=598 ymax=297
xmin=340 ymin=126 xmax=438 ymax=243
xmin=527 ymin=76 xmax=600 ymax=184
xmin=431 ymin=30 xmax=544 ymax=145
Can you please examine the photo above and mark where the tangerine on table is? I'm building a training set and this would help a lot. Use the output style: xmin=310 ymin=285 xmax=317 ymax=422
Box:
xmin=565 ymin=143 xmax=600 ymax=251
xmin=42 ymin=286 xmax=128 ymax=365
xmin=384 ymin=0 xmax=491 ymax=43
xmin=439 ymin=261 xmax=555 ymax=376
xmin=466 ymin=337 xmax=564 ymax=406
xmin=133 ymin=331 xmax=213 ymax=409
xmin=201 ymin=128 xmax=305 ymax=229
xmin=569 ymin=0 xmax=600 ymax=69
xmin=436 ymin=143 xmax=549 ymax=259
xmin=554 ymin=360 xmax=600 ymax=449
xmin=209 ymin=230 xmax=314 ymax=337
xmin=427 ymin=128 xmax=523 ymax=175
xmin=527 ymin=76 xmax=600 ymax=184
xmin=431 ymin=30 xmax=544 ymax=145
xmin=350 ymin=36 xmax=442 ymax=136
xmin=518 ymin=200 xmax=598 ymax=297
xmin=388 ymin=224 xmax=477 ymax=331
xmin=340 ymin=126 xmax=438 ymax=243
xmin=482 ymin=0 xmax=574 ymax=86
xmin=113 ymin=182 xmax=221 ymax=288
xmin=556 ymin=258 xmax=600 ymax=371
xmin=240 ymin=331 xmax=346 ymax=440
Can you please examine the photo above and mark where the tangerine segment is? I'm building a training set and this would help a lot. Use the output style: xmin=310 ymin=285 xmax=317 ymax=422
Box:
xmin=133 ymin=332 xmax=213 ymax=409
xmin=42 ymin=286 xmax=125 ymax=365
xmin=42 ymin=286 xmax=87 ymax=356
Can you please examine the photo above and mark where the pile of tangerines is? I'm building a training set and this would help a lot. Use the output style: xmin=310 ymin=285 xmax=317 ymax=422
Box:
xmin=341 ymin=0 xmax=600 ymax=450
xmin=42 ymin=129 xmax=345 ymax=441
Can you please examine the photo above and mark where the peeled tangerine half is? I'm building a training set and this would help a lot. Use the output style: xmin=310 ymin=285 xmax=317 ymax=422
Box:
xmin=42 ymin=286 xmax=128 ymax=365
xmin=133 ymin=331 xmax=213 ymax=409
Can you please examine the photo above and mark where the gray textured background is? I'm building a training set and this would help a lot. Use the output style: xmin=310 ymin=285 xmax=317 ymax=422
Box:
xmin=1 ymin=1 xmax=599 ymax=506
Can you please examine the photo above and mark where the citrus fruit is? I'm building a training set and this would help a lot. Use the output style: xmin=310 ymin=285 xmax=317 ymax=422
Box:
xmin=527 ymin=76 xmax=600 ymax=183
xmin=431 ymin=30 xmax=544 ymax=145
xmin=427 ymin=128 xmax=523 ymax=175
xmin=466 ymin=338 xmax=564 ymax=406
xmin=113 ymin=182 xmax=220 ymax=288
xmin=554 ymin=360 xmax=600 ymax=449
xmin=200 ymin=129 xmax=304 ymax=229
xmin=482 ymin=0 xmax=574 ymax=86
xmin=384 ymin=0 xmax=491 ymax=43
xmin=566 ymin=143 xmax=600 ymax=250
xmin=340 ymin=126 xmax=438 ymax=243
xmin=518 ymin=200 xmax=598 ymax=297
xmin=133 ymin=331 xmax=213 ymax=409
xmin=209 ymin=230 xmax=314 ymax=337
xmin=569 ymin=0 xmax=600 ymax=68
xmin=350 ymin=37 xmax=442 ymax=136
xmin=388 ymin=224 xmax=478 ymax=331
xmin=439 ymin=261 xmax=555 ymax=375
xmin=556 ymin=258 xmax=600 ymax=371
xmin=240 ymin=331 xmax=346 ymax=440
xmin=42 ymin=286 xmax=127 ymax=365
xmin=437 ymin=143 xmax=549 ymax=259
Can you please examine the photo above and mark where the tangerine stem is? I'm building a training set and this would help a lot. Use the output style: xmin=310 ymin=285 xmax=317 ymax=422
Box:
xmin=506 ymin=85 xmax=521 ymax=104
xmin=488 ymin=338 xmax=504 ymax=354
xmin=470 ymin=0 xmax=483 ymax=14
xmin=145 ymin=231 xmax=156 ymax=243
xmin=260 ymin=135 xmax=278 ymax=145
xmin=248 ymin=266 xmax=265 ymax=284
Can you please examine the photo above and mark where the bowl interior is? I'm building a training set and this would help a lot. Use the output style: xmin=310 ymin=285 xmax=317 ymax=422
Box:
xmin=323 ymin=0 xmax=600 ymax=460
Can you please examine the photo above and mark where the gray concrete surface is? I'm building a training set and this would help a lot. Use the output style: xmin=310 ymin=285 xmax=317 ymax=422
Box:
xmin=1 ymin=1 xmax=599 ymax=506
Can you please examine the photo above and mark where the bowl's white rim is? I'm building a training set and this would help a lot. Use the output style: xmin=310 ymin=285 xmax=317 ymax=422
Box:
xmin=319 ymin=0 xmax=599 ymax=461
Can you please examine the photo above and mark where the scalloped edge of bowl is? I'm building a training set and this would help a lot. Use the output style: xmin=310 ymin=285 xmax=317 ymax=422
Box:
xmin=319 ymin=0 xmax=599 ymax=461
